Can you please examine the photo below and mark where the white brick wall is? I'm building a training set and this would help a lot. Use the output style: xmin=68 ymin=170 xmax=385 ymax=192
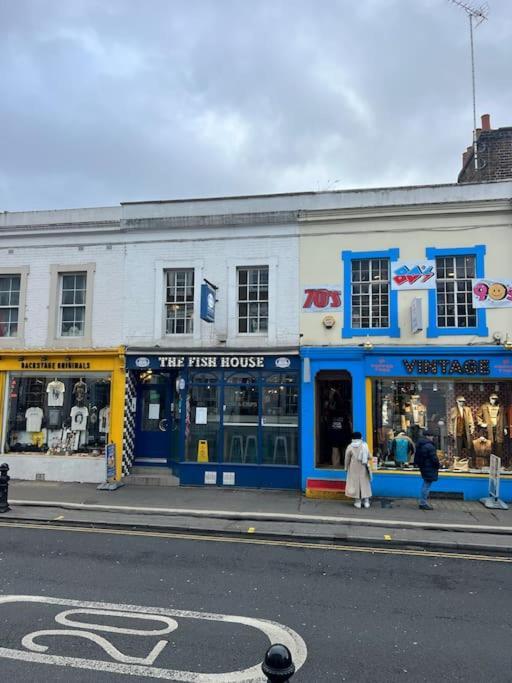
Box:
xmin=0 ymin=243 xmax=125 ymax=348
xmin=122 ymin=225 xmax=300 ymax=349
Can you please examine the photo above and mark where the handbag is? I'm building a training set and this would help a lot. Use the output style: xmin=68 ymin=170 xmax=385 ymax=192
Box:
xmin=453 ymin=457 xmax=469 ymax=472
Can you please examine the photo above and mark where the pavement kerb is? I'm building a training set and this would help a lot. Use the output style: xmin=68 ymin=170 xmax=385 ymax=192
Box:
xmin=2 ymin=512 xmax=512 ymax=557
xmin=8 ymin=499 xmax=512 ymax=536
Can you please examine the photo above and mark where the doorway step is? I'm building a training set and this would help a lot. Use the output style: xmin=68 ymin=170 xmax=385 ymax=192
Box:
xmin=125 ymin=466 xmax=180 ymax=487
xmin=305 ymin=477 xmax=347 ymax=500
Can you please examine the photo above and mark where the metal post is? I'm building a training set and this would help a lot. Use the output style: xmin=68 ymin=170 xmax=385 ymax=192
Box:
xmin=262 ymin=644 xmax=295 ymax=682
xmin=0 ymin=463 xmax=11 ymax=513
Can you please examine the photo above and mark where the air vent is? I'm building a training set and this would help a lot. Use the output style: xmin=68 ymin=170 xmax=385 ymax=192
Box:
xmin=35 ymin=473 xmax=46 ymax=481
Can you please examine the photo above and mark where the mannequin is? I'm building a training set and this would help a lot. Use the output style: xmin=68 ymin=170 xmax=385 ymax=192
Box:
xmin=448 ymin=397 xmax=474 ymax=457
xmin=73 ymin=378 xmax=88 ymax=406
xmin=477 ymin=394 xmax=507 ymax=457
xmin=410 ymin=395 xmax=427 ymax=428
xmin=326 ymin=388 xmax=344 ymax=467
xmin=391 ymin=431 xmax=415 ymax=467
xmin=381 ymin=395 xmax=394 ymax=426
xmin=472 ymin=434 xmax=492 ymax=468
xmin=409 ymin=394 xmax=427 ymax=442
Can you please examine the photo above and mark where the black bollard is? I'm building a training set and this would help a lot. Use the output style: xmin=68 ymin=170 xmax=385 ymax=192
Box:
xmin=0 ymin=463 xmax=10 ymax=513
xmin=262 ymin=643 xmax=295 ymax=682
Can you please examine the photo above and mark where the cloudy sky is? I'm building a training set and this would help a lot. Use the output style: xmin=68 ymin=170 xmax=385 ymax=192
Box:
xmin=1 ymin=0 xmax=511 ymax=211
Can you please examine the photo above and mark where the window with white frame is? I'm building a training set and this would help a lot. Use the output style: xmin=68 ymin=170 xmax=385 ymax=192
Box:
xmin=0 ymin=275 xmax=21 ymax=337
xmin=351 ymin=258 xmax=390 ymax=328
xmin=435 ymin=255 xmax=477 ymax=328
xmin=237 ymin=266 xmax=269 ymax=334
xmin=165 ymin=269 xmax=194 ymax=334
xmin=59 ymin=272 xmax=86 ymax=337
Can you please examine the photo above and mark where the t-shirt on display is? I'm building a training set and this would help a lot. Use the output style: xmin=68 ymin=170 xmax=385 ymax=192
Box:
xmin=70 ymin=406 xmax=89 ymax=431
xmin=46 ymin=380 xmax=66 ymax=407
xmin=25 ymin=407 xmax=44 ymax=432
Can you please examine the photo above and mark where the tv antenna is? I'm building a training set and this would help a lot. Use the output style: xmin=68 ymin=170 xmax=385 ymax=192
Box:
xmin=448 ymin=1 xmax=489 ymax=170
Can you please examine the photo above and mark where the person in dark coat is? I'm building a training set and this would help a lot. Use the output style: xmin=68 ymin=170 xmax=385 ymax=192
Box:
xmin=414 ymin=430 xmax=439 ymax=510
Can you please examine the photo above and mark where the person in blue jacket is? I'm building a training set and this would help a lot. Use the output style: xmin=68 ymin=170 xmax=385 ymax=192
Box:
xmin=414 ymin=430 xmax=439 ymax=510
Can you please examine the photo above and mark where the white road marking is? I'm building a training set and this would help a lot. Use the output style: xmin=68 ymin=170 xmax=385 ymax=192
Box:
xmin=55 ymin=608 xmax=178 ymax=635
xmin=22 ymin=629 xmax=169 ymax=666
xmin=0 ymin=595 xmax=307 ymax=682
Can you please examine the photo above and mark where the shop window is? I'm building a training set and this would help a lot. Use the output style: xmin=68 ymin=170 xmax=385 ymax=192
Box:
xmin=226 ymin=372 xmax=257 ymax=385
xmin=237 ymin=266 xmax=268 ymax=334
xmin=59 ymin=272 xmax=87 ymax=337
xmin=185 ymin=382 xmax=220 ymax=462
xmin=4 ymin=374 xmax=111 ymax=456
xmin=165 ymin=269 xmax=194 ymax=335
xmin=372 ymin=379 xmax=512 ymax=472
xmin=342 ymin=249 xmax=400 ymax=338
xmin=189 ymin=371 xmax=218 ymax=384
xmin=0 ymin=275 xmax=20 ymax=337
xmin=223 ymin=377 xmax=259 ymax=464
xmin=315 ymin=371 xmax=353 ymax=469
xmin=426 ymin=246 xmax=487 ymax=338
xmin=262 ymin=373 xmax=299 ymax=465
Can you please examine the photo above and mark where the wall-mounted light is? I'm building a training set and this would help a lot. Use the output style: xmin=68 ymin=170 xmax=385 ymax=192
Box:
xmin=322 ymin=315 xmax=336 ymax=329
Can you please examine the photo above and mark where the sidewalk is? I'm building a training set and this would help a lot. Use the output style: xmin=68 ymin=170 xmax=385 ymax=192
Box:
xmin=3 ymin=480 xmax=512 ymax=555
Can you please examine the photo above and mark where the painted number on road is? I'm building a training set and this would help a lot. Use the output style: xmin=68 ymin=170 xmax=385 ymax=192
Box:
xmin=0 ymin=595 xmax=307 ymax=681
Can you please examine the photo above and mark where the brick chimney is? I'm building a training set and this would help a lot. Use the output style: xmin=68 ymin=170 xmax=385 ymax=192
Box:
xmin=458 ymin=114 xmax=512 ymax=183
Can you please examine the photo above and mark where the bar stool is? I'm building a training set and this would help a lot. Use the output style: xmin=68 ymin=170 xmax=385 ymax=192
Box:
xmin=244 ymin=435 xmax=257 ymax=463
xmin=273 ymin=436 xmax=288 ymax=464
xmin=228 ymin=434 xmax=244 ymax=462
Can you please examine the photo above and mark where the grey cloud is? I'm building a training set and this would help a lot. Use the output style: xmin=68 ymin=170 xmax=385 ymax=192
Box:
xmin=0 ymin=0 xmax=511 ymax=210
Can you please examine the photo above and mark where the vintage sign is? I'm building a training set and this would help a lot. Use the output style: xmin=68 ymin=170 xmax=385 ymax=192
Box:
xmin=472 ymin=278 xmax=512 ymax=308
xmin=302 ymin=286 xmax=342 ymax=312
xmin=391 ymin=261 xmax=436 ymax=290
xmin=403 ymin=359 xmax=490 ymax=375
xmin=365 ymin=355 xmax=510 ymax=377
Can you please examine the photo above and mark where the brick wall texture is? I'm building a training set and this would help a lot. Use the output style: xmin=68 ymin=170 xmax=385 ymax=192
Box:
xmin=458 ymin=128 xmax=512 ymax=183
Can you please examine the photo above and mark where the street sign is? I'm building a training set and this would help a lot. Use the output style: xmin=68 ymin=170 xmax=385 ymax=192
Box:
xmin=97 ymin=443 xmax=123 ymax=491
xmin=200 ymin=282 xmax=216 ymax=323
xmin=480 ymin=454 xmax=509 ymax=510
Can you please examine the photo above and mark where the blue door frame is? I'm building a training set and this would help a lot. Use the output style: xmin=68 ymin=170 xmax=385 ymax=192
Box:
xmin=134 ymin=382 xmax=173 ymax=466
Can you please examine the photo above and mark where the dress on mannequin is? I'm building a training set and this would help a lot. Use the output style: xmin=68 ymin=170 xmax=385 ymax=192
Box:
xmin=448 ymin=397 xmax=474 ymax=456
xmin=476 ymin=394 xmax=507 ymax=457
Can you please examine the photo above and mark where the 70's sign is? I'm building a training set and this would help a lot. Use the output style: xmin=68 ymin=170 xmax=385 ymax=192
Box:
xmin=302 ymin=286 xmax=342 ymax=312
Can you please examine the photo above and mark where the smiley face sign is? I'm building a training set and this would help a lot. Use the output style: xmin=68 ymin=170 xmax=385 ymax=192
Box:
xmin=472 ymin=278 xmax=512 ymax=308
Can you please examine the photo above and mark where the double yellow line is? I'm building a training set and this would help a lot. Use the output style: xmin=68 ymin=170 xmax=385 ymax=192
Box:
xmin=0 ymin=520 xmax=511 ymax=563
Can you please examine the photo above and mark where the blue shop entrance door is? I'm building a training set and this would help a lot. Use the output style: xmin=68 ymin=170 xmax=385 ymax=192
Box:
xmin=134 ymin=380 xmax=172 ymax=467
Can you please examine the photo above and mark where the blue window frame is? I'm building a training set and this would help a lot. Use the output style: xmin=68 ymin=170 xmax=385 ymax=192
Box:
xmin=342 ymin=249 xmax=400 ymax=338
xmin=425 ymin=245 xmax=487 ymax=338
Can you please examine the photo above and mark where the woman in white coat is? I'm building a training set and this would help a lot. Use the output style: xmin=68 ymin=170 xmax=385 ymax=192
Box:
xmin=344 ymin=431 xmax=372 ymax=509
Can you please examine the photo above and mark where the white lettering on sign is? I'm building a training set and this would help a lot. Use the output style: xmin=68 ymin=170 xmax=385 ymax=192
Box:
xmin=0 ymin=595 xmax=307 ymax=681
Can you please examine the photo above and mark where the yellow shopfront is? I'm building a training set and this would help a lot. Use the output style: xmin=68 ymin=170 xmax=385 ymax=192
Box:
xmin=0 ymin=348 xmax=125 ymax=483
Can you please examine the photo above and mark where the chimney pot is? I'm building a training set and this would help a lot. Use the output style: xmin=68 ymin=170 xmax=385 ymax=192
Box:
xmin=481 ymin=113 xmax=491 ymax=130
